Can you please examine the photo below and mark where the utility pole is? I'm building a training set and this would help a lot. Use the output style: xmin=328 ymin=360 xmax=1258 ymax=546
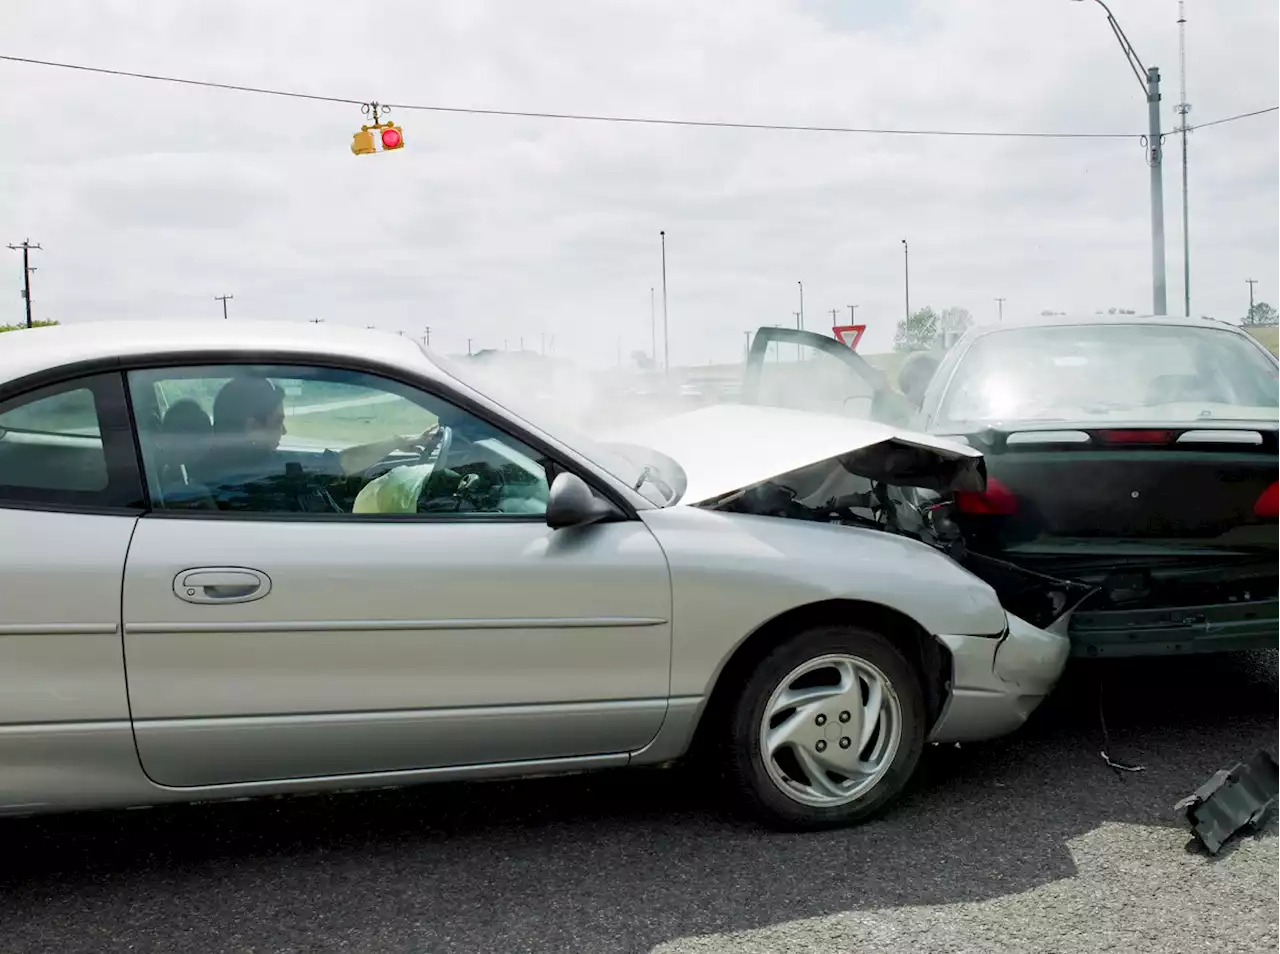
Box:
xmin=660 ymin=231 xmax=669 ymax=377
xmin=743 ymin=329 xmax=752 ymax=361
xmin=995 ymin=297 xmax=1006 ymax=323
xmin=901 ymin=240 xmax=910 ymax=321
xmin=214 ymin=294 xmax=233 ymax=320
xmin=797 ymin=282 xmax=805 ymax=329
xmin=1247 ymin=279 xmax=1258 ymax=319
xmin=466 ymin=338 xmax=473 ymax=355
xmin=423 ymin=326 xmax=431 ymax=348
xmin=829 ymin=308 xmax=839 ymax=326
xmin=7 ymin=239 xmax=40 ymax=328
xmin=847 ymin=304 xmax=858 ymax=322
xmin=1073 ymin=0 xmax=1167 ymax=316
xmin=1174 ymin=0 xmax=1192 ymax=317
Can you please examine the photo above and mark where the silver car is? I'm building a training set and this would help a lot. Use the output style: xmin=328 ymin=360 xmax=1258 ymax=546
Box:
xmin=0 ymin=321 xmax=1068 ymax=829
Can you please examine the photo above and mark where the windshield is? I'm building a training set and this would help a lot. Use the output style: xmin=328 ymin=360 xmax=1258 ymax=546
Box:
xmin=937 ymin=324 xmax=1280 ymax=426
xmin=429 ymin=348 xmax=679 ymax=506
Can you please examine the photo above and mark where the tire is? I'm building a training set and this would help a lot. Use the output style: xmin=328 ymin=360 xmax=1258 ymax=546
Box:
xmin=722 ymin=624 xmax=927 ymax=831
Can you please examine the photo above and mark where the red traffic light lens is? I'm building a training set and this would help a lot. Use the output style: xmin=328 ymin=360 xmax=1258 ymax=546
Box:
xmin=381 ymin=127 xmax=402 ymax=149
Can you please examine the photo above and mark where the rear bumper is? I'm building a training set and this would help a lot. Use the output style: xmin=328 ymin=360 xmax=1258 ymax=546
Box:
xmin=928 ymin=613 xmax=1070 ymax=744
xmin=1069 ymin=597 xmax=1279 ymax=658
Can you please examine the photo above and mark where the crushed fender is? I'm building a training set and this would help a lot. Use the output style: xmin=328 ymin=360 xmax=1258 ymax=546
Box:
xmin=1175 ymin=750 xmax=1279 ymax=855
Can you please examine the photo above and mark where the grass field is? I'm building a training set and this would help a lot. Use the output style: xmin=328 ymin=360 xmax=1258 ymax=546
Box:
xmin=1246 ymin=325 xmax=1279 ymax=355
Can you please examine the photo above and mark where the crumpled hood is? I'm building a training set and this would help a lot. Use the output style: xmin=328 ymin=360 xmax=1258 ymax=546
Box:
xmin=600 ymin=403 xmax=986 ymax=505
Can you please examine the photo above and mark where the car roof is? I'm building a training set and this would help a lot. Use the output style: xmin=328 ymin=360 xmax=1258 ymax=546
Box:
xmin=965 ymin=313 xmax=1251 ymax=337
xmin=0 ymin=320 xmax=438 ymax=387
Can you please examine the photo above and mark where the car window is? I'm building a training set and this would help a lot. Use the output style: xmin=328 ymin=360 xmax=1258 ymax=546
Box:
xmin=127 ymin=365 xmax=553 ymax=518
xmin=0 ymin=386 xmax=107 ymax=493
xmin=0 ymin=374 xmax=144 ymax=508
xmin=937 ymin=324 xmax=1280 ymax=426
xmin=754 ymin=336 xmax=877 ymax=418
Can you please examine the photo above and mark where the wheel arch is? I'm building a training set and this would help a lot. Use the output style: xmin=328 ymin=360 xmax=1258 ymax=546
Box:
xmin=687 ymin=598 xmax=951 ymax=760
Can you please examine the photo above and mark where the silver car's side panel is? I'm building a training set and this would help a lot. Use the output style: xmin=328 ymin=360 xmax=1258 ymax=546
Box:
xmin=0 ymin=732 xmax=628 ymax=818
xmin=133 ymin=699 xmax=668 ymax=788
xmin=122 ymin=516 xmax=673 ymax=787
xmin=638 ymin=507 xmax=1007 ymax=701
xmin=0 ymin=509 xmax=136 ymax=726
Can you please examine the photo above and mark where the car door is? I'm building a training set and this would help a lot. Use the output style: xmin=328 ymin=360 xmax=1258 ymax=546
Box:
xmin=0 ymin=372 xmax=145 ymax=809
xmin=120 ymin=361 xmax=673 ymax=788
xmin=742 ymin=327 xmax=916 ymax=427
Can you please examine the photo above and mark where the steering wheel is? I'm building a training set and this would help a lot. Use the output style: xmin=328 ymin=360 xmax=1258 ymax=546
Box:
xmin=411 ymin=424 xmax=453 ymax=471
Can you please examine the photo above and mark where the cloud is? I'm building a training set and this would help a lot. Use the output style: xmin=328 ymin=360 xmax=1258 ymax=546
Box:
xmin=1 ymin=0 xmax=1276 ymax=362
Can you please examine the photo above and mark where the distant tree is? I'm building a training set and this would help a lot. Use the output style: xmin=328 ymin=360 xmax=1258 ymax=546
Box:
xmin=1040 ymin=309 xmax=1065 ymax=317
xmin=1094 ymin=307 xmax=1137 ymax=315
xmin=1244 ymin=302 xmax=1278 ymax=326
xmin=631 ymin=350 xmax=655 ymax=370
xmin=894 ymin=306 xmax=939 ymax=352
xmin=940 ymin=306 xmax=974 ymax=334
xmin=0 ymin=319 xmax=58 ymax=333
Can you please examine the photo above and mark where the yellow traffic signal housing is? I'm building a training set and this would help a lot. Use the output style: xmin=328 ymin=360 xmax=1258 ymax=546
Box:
xmin=379 ymin=123 xmax=405 ymax=150
xmin=351 ymin=128 xmax=377 ymax=155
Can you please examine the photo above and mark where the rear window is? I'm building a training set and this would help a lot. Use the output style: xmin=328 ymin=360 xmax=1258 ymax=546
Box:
xmin=938 ymin=324 xmax=1279 ymax=425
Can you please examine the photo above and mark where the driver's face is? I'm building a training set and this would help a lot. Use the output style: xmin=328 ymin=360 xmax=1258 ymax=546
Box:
xmin=247 ymin=403 xmax=287 ymax=451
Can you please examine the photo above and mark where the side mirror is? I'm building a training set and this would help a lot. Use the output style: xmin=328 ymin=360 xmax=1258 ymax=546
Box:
xmin=545 ymin=471 xmax=619 ymax=530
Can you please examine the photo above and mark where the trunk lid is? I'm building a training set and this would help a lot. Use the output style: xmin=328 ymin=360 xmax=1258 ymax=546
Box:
xmin=947 ymin=422 xmax=1279 ymax=554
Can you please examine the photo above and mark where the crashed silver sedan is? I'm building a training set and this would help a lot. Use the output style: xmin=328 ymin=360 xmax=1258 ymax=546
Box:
xmin=0 ymin=322 xmax=1067 ymax=829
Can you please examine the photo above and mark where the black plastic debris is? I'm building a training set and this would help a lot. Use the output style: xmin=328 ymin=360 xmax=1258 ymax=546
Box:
xmin=1175 ymin=750 xmax=1279 ymax=855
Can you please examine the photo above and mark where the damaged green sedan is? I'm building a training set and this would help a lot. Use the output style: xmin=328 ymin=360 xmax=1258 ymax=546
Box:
xmin=746 ymin=314 xmax=1279 ymax=658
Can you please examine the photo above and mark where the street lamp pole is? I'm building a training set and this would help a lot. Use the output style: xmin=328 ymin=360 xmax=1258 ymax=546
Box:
xmin=995 ymin=297 xmax=1005 ymax=323
xmin=660 ymin=231 xmax=669 ymax=377
xmin=901 ymin=240 xmax=910 ymax=321
xmin=1073 ymin=0 xmax=1167 ymax=315
xmin=650 ymin=286 xmax=657 ymax=365
xmin=797 ymin=281 xmax=804 ymax=330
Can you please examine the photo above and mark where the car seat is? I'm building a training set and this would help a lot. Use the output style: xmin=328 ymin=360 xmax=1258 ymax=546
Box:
xmin=155 ymin=400 xmax=221 ymax=509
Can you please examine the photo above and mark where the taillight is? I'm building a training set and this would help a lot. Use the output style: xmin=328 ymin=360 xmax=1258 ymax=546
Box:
xmin=954 ymin=476 xmax=1018 ymax=515
xmin=1096 ymin=429 xmax=1176 ymax=445
xmin=1255 ymin=481 xmax=1279 ymax=518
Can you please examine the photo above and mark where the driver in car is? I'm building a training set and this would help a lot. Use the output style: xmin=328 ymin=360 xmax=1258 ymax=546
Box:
xmin=187 ymin=375 xmax=440 ymax=513
xmin=898 ymin=351 xmax=942 ymax=410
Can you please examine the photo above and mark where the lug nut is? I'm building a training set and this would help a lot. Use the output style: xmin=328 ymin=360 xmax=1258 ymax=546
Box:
xmin=839 ymin=711 xmax=851 ymax=723
xmin=839 ymin=737 xmax=852 ymax=749
xmin=815 ymin=740 xmax=827 ymax=752
xmin=815 ymin=714 xmax=827 ymax=726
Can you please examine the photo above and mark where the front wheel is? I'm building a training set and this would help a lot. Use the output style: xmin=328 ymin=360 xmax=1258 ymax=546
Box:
xmin=723 ymin=624 xmax=927 ymax=830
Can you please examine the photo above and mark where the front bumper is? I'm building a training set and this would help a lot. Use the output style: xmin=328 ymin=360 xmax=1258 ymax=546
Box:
xmin=928 ymin=613 xmax=1070 ymax=744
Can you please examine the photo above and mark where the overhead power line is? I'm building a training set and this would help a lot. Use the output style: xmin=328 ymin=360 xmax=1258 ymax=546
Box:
xmin=3 ymin=52 xmax=1275 ymax=140
xmin=0 ymin=52 xmax=1131 ymax=140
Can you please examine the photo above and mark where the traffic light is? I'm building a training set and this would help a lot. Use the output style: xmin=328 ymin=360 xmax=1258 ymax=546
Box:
xmin=350 ymin=122 xmax=405 ymax=155
xmin=352 ymin=103 xmax=405 ymax=156
xmin=380 ymin=124 xmax=404 ymax=150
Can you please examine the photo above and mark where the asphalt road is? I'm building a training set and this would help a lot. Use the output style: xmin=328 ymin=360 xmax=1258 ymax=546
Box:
xmin=2 ymin=651 xmax=1276 ymax=954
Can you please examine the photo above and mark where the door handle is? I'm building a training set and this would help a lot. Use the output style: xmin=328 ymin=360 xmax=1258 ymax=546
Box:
xmin=173 ymin=568 xmax=272 ymax=604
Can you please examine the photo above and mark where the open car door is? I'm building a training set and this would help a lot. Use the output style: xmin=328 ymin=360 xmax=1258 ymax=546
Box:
xmin=742 ymin=327 xmax=917 ymax=427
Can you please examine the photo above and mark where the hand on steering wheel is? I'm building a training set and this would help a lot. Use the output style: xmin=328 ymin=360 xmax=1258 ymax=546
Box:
xmin=407 ymin=423 xmax=452 ymax=466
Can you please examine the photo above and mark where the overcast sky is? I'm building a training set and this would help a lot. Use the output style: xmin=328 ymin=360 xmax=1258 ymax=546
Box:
xmin=2 ymin=0 xmax=1276 ymax=365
